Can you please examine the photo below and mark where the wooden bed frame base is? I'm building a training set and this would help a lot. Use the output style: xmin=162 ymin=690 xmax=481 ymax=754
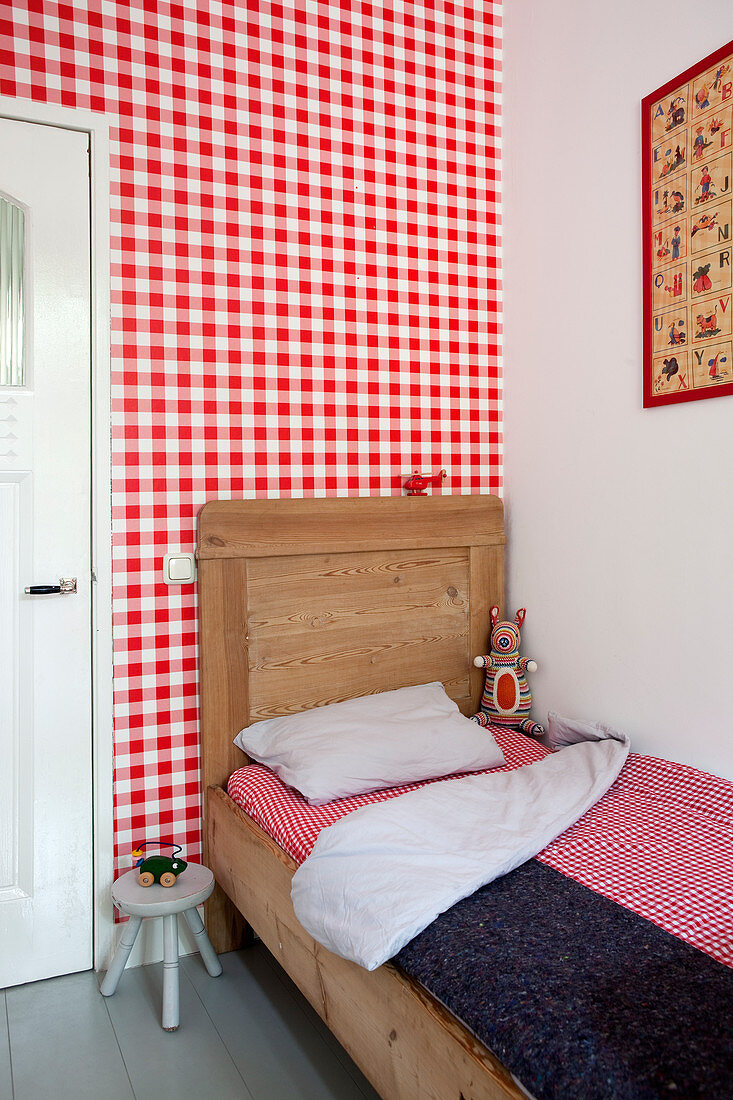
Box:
xmin=198 ymin=496 xmax=524 ymax=1100
xmin=206 ymin=785 xmax=526 ymax=1100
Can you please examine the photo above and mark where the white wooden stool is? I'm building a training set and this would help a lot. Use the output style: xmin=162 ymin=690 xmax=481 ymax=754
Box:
xmin=100 ymin=862 xmax=222 ymax=1031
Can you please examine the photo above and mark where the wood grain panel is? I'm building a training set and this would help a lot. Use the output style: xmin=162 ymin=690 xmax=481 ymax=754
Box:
xmin=247 ymin=548 xmax=469 ymax=611
xmin=207 ymin=787 xmax=526 ymax=1100
xmin=468 ymin=544 xmax=504 ymax=709
xmin=198 ymin=495 xmax=504 ymax=560
xmin=198 ymin=556 xmax=250 ymax=790
xmin=250 ymin=599 xmax=467 ymax=645
xmin=246 ymin=547 xmax=471 ymax=719
xmin=248 ymin=640 xmax=472 ymax=720
xmin=249 ymin=628 xmax=469 ymax=683
xmin=247 ymin=676 xmax=475 ymax=721
xmin=198 ymin=556 xmax=252 ymax=952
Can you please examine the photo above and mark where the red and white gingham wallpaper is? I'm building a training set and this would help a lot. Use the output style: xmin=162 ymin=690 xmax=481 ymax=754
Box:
xmin=0 ymin=0 xmax=502 ymax=874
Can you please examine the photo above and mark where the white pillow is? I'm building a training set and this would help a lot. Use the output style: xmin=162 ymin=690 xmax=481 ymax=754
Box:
xmin=546 ymin=712 xmax=630 ymax=751
xmin=233 ymin=681 xmax=505 ymax=805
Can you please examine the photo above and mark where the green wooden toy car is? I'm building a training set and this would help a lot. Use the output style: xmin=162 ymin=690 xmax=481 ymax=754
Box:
xmin=132 ymin=841 xmax=187 ymax=887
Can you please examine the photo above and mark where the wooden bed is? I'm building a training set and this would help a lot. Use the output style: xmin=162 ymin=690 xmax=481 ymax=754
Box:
xmin=197 ymin=494 xmax=528 ymax=1100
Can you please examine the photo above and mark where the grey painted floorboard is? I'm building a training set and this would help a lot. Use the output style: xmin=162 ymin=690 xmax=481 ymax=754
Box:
xmin=103 ymin=962 xmax=252 ymax=1100
xmin=253 ymin=946 xmax=381 ymax=1097
xmin=2 ymin=948 xmax=384 ymax=1100
xmin=0 ymin=991 xmax=13 ymax=1099
xmin=183 ymin=946 xmax=379 ymax=1100
xmin=6 ymin=971 xmax=134 ymax=1100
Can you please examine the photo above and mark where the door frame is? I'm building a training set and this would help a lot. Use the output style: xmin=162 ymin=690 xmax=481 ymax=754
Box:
xmin=0 ymin=95 xmax=115 ymax=972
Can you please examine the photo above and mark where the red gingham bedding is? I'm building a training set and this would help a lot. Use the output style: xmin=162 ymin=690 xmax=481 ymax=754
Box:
xmin=227 ymin=727 xmax=733 ymax=968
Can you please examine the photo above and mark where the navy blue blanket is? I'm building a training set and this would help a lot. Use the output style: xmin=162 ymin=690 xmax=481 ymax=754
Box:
xmin=394 ymin=860 xmax=733 ymax=1100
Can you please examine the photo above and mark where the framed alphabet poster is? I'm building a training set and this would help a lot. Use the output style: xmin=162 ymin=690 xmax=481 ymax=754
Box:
xmin=643 ymin=40 xmax=733 ymax=407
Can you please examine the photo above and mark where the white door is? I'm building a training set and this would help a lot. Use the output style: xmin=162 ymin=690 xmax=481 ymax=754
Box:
xmin=0 ymin=116 xmax=92 ymax=987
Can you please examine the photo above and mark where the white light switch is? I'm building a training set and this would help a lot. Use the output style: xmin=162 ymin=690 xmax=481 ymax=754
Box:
xmin=163 ymin=552 xmax=196 ymax=585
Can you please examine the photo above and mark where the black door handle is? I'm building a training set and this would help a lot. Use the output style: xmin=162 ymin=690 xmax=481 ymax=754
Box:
xmin=24 ymin=578 xmax=77 ymax=595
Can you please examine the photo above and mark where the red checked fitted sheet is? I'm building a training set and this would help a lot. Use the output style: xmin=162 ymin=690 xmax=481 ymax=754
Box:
xmin=227 ymin=727 xmax=733 ymax=968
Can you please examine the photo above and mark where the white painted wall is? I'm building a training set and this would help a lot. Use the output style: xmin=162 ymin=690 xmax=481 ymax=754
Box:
xmin=503 ymin=2 xmax=733 ymax=780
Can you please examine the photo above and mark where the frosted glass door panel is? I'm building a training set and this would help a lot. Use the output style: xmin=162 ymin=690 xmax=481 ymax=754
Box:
xmin=0 ymin=195 xmax=25 ymax=387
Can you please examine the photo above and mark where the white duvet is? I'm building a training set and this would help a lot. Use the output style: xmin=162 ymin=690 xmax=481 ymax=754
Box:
xmin=290 ymin=717 xmax=629 ymax=970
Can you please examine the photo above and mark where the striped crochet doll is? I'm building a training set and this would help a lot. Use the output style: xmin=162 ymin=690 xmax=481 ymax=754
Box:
xmin=472 ymin=606 xmax=544 ymax=738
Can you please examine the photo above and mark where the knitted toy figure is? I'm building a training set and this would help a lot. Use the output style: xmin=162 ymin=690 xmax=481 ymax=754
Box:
xmin=472 ymin=606 xmax=544 ymax=737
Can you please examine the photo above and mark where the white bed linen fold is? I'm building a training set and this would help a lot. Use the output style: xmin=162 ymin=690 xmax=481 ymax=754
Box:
xmin=291 ymin=719 xmax=629 ymax=970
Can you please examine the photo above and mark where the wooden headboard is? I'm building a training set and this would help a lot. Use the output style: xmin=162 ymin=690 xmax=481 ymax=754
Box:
xmin=197 ymin=495 xmax=505 ymax=793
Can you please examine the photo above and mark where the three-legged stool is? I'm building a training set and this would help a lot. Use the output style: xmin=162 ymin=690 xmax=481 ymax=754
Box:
xmin=100 ymin=862 xmax=222 ymax=1030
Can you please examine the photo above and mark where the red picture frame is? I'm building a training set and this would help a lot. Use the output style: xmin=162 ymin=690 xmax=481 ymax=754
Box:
xmin=642 ymin=40 xmax=733 ymax=407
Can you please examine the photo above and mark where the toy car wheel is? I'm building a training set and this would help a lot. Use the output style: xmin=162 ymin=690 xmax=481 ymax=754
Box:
xmin=159 ymin=871 xmax=177 ymax=888
xmin=138 ymin=871 xmax=155 ymax=887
